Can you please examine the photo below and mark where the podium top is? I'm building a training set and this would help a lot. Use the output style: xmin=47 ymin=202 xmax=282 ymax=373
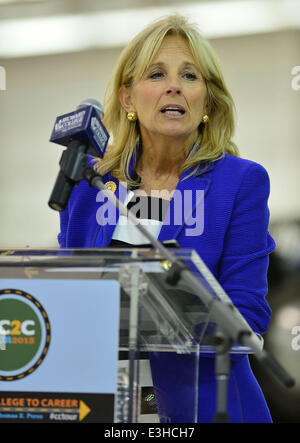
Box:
xmin=0 ymin=247 xmax=263 ymax=355
xmin=0 ymin=247 xmax=205 ymax=278
xmin=0 ymin=247 xmax=198 ymax=262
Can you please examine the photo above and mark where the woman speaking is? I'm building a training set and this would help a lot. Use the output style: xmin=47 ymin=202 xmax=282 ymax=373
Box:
xmin=58 ymin=14 xmax=276 ymax=423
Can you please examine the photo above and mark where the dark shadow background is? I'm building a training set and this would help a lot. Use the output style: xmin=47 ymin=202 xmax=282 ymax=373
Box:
xmin=250 ymin=220 xmax=300 ymax=423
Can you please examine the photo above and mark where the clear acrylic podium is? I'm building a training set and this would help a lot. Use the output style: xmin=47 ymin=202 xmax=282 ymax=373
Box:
xmin=0 ymin=247 xmax=255 ymax=423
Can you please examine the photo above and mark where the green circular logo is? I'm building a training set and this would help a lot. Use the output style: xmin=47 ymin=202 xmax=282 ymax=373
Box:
xmin=0 ymin=289 xmax=50 ymax=381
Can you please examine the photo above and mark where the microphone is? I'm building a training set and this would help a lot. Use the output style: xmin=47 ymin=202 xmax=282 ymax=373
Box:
xmin=48 ymin=99 xmax=109 ymax=212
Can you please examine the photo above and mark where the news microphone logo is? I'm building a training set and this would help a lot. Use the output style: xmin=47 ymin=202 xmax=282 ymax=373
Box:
xmin=48 ymin=99 xmax=109 ymax=212
xmin=50 ymin=99 xmax=109 ymax=158
xmin=0 ymin=66 xmax=6 ymax=91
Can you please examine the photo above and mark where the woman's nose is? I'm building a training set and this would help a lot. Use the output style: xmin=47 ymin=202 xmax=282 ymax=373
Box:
xmin=165 ymin=78 xmax=182 ymax=95
xmin=166 ymin=86 xmax=182 ymax=95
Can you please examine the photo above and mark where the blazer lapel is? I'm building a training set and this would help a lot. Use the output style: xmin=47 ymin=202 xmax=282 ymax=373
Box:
xmin=93 ymin=178 xmax=128 ymax=247
xmin=158 ymin=171 xmax=211 ymax=243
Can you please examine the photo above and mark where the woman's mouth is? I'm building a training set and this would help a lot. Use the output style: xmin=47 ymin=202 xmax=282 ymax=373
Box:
xmin=160 ymin=105 xmax=186 ymax=119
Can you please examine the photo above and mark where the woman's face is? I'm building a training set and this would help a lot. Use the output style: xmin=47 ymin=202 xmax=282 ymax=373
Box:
xmin=121 ymin=35 xmax=209 ymax=145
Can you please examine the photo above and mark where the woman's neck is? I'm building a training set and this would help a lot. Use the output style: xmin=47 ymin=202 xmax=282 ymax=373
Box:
xmin=137 ymin=138 xmax=192 ymax=178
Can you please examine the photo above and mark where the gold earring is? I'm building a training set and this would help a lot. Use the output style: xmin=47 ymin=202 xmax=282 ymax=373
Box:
xmin=127 ymin=111 xmax=138 ymax=122
xmin=202 ymin=114 xmax=209 ymax=123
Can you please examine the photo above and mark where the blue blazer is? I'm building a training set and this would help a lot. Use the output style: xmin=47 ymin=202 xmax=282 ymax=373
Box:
xmin=58 ymin=152 xmax=276 ymax=423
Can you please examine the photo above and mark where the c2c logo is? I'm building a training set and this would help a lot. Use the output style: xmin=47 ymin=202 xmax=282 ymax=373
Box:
xmin=0 ymin=289 xmax=51 ymax=380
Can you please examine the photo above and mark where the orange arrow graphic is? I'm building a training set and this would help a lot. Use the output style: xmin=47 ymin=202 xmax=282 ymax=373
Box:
xmin=79 ymin=401 xmax=91 ymax=422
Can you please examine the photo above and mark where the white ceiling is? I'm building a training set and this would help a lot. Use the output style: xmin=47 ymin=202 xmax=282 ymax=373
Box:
xmin=0 ymin=0 xmax=299 ymax=58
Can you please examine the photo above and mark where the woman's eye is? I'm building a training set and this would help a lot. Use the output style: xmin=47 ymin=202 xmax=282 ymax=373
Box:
xmin=183 ymin=72 xmax=197 ymax=80
xmin=149 ymin=71 xmax=164 ymax=79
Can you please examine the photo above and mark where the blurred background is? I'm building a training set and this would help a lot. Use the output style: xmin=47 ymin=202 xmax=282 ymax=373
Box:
xmin=0 ymin=0 xmax=299 ymax=423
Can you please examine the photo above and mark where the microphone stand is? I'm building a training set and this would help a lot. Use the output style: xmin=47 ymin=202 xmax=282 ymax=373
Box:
xmin=52 ymin=155 xmax=295 ymax=423
xmin=204 ymin=330 xmax=232 ymax=423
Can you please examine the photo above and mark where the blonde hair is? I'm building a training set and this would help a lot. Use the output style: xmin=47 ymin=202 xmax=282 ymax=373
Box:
xmin=93 ymin=14 xmax=239 ymax=185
